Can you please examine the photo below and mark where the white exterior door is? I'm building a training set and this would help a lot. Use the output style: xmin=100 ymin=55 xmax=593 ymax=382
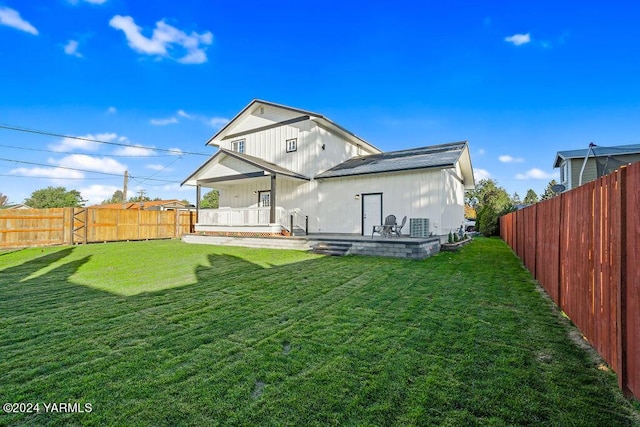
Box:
xmin=362 ymin=193 xmax=382 ymax=236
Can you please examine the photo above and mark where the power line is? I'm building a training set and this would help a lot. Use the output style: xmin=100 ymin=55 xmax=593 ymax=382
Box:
xmin=0 ymin=123 xmax=211 ymax=156
xmin=0 ymin=173 xmax=114 ymax=180
xmin=0 ymin=143 xmax=177 ymax=158
xmin=129 ymin=155 xmax=184 ymax=190
xmin=0 ymin=157 xmax=177 ymax=183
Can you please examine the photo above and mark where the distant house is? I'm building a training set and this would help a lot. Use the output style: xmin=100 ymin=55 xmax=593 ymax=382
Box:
xmin=553 ymin=143 xmax=640 ymax=191
xmin=90 ymin=199 xmax=189 ymax=211
xmin=0 ymin=203 xmax=31 ymax=210
xmin=182 ymin=99 xmax=475 ymax=237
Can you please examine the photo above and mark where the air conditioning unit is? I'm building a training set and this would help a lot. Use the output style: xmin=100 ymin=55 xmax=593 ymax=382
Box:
xmin=409 ymin=218 xmax=429 ymax=238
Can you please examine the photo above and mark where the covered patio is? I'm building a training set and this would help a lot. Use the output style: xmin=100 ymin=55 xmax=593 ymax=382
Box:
xmin=182 ymin=149 xmax=310 ymax=236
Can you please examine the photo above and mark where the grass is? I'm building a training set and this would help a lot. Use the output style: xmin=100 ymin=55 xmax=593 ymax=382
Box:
xmin=0 ymin=238 xmax=638 ymax=426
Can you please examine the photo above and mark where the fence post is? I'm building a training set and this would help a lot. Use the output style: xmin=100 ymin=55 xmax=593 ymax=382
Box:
xmin=617 ymin=166 xmax=630 ymax=396
xmin=557 ymin=193 xmax=563 ymax=308
xmin=175 ymin=209 xmax=179 ymax=238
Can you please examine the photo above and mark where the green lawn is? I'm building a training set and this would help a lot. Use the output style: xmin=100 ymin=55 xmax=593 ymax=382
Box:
xmin=0 ymin=238 xmax=638 ymax=426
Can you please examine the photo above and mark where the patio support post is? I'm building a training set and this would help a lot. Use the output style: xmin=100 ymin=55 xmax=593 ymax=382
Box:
xmin=270 ymin=174 xmax=276 ymax=223
xmin=196 ymin=184 xmax=201 ymax=224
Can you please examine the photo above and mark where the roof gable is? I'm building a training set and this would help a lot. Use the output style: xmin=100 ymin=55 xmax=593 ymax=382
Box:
xmin=181 ymin=149 xmax=309 ymax=186
xmin=205 ymin=99 xmax=380 ymax=154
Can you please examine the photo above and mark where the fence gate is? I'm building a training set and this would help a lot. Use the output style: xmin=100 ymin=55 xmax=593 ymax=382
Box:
xmin=72 ymin=208 xmax=88 ymax=244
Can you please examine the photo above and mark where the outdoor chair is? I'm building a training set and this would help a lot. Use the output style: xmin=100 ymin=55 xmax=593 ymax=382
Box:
xmin=372 ymin=215 xmax=397 ymax=238
xmin=392 ymin=215 xmax=407 ymax=237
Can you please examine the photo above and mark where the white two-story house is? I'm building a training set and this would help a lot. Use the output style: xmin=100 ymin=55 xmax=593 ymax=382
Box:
xmin=182 ymin=99 xmax=475 ymax=238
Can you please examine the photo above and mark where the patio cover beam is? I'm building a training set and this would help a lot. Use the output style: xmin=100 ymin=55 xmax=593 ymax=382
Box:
xmin=270 ymin=174 xmax=276 ymax=223
xmin=197 ymin=172 xmax=266 ymax=185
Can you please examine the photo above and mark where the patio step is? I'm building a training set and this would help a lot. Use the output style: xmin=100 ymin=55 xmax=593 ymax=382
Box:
xmin=310 ymin=242 xmax=352 ymax=256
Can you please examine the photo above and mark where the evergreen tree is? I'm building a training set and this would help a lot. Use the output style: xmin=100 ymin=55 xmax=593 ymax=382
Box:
xmin=523 ymin=189 xmax=539 ymax=204
xmin=541 ymin=179 xmax=560 ymax=200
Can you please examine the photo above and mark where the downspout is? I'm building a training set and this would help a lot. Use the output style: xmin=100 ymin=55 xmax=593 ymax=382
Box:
xmin=578 ymin=142 xmax=596 ymax=186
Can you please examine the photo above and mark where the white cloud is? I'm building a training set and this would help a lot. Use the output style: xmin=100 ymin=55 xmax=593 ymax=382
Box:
xmin=474 ymin=168 xmax=491 ymax=182
xmin=477 ymin=148 xmax=486 ymax=156
xmin=209 ymin=117 xmax=229 ymax=128
xmin=112 ymin=145 xmax=155 ymax=156
xmin=177 ymin=109 xmax=192 ymax=119
xmin=109 ymin=15 xmax=213 ymax=64
xmin=79 ymin=185 xmax=121 ymax=206
xmin=0 ymin=6 xmax=38 ymax=35
xmin=10 ymin=167 xmax=84 ymax=179
xmin=146 ymin=164 xmax=165 ymax=171
xmin=499 ymin=155 xmax=524 ymax=163
xmin=168 ymin=148 xmax=183 ymax=156
xmin=49 ymin=133 xmax=117 ymax=152
xmin=504 ymin=33 xmax=531 ymax=46
xmin=515 ymin=168 xmax=558 ymax=180
xmin=150 ymin=117 xmax=178 ymax=126
xmin=55 ymin=154 xmax=127 ymax=174
xmin=68 ymin=0 xmax=108 ymax=5
xmin=107 ymin=106 xmax=117 ymax=114
xmin=64 ymin=40 xmax=83 ymax=57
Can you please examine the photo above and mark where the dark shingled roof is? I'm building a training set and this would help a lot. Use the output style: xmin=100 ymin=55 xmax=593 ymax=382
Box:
xmin=315 ymin=141 xmax=467 ymax=179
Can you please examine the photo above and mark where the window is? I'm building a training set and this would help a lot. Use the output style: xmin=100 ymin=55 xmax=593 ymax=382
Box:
xmin=231 ymin=139 xmax=245 ymax=154
xmin=561 ymin=162 xmax=568 ymax=184
xmin=258 ymin=191 xmax=270 ymax=207
xmin=286 ymin=138 xmax=297 ymax=153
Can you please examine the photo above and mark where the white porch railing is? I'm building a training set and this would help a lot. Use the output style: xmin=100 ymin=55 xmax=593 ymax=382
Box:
xmin=198 ymin=207 xmax=291 ymax=230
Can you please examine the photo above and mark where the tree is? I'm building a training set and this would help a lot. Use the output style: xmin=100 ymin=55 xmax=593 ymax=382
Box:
xmin=541 ymin=179 xmax=560 ymax=201
xmin=24 ymin=186 xmax=85 ymax=208
xmin=200 ymin=189 xmax=219 ymax=209
xmin=465 ymin=179 xmax=514 ymax=236
xmin=0 ymin=193 xmax=8 ymax=206
xmin=523 ymin=189 xmax=538 ymax=205
xmin=128 ymin=195 xmax=152 ymax=203
xmin=102 ymin=190 xmax=124 ymax=204
xmin=512 ymin=192 xmax=521 ymax=205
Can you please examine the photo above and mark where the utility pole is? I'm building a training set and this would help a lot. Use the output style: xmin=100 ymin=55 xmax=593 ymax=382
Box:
xmin=122 ymin=170 xmax=128 ymax=208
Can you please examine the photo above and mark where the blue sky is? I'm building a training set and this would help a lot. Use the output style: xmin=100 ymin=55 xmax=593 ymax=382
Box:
xmin=1 ymin=1 xmax=639 ymax=205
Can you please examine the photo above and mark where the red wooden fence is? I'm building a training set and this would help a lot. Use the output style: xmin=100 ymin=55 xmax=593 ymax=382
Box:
xmin=500 ymin=163 xmax=640 ymax=400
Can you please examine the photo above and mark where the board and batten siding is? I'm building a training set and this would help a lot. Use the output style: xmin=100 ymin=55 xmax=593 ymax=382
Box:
xmin=228 ymin=103 xmax=304 ymax=135
xmin=315 ymin=168 xmax=465 ymax=235
xmin=200 ymin=156 xmax=263 ymax=180
xmin=568 ymin=153 xmax=640 ymax=190
xmin=218 ymin=120 xmax=365 ymax=179
xmin=218 ymin=177 xmax=315 ymax=212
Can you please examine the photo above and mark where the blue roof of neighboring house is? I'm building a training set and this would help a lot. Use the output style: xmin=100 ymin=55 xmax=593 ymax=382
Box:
xmin=554 ymin=144 xmax=640 ymax=167
xmin=315 ymin=141 xmax=468 ymax=179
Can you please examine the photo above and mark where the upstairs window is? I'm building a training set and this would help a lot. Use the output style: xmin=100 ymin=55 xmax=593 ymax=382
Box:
xmin=561 ymin=162 xmax=568 ymax=184
xmin=231 ymin=139 xmax=245 ymax=154
xmin=286 ymin=138 xmax=297 ymax=153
